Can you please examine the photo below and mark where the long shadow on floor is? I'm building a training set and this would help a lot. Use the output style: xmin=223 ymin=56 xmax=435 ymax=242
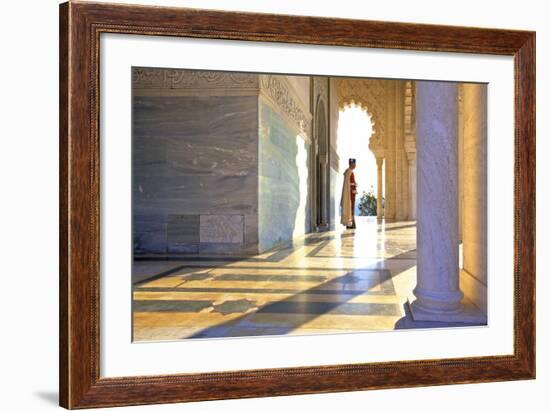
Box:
xmin=134 ymin=226 xmax=424 ymax=339
xmin=133 ymin=231 xmax=357 ymax=269
xmin=185 ymin=266 xmax=400 ymax=339
xmin=132 ymin=231 xmax=355 ymax=286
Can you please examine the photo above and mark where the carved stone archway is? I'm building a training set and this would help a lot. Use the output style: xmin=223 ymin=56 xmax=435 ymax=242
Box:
xmin=335 ymin=78 xmax=388 ymax=219
xmin=335 ymin=78 xmax=387 ymax=155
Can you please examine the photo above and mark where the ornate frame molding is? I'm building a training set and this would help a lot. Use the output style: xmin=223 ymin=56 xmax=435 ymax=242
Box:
xmin=60 ymin=2 xmax=535 ymax=408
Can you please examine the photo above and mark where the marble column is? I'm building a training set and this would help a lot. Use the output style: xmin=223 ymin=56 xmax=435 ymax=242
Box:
xmin=409 ymin=81 xmax=484 ymax=323
xmin=384 ymin=84 xmax=397 ymax=220
xmin=404 ymin=81 xmax=417 ymax=222
xmin=458 ymin=85 xmax=464 ymax=243
xmin=319 ymin=154 xmax=329 ymax=229
xmin=376 ymin=157 xmax=384 ymax=219
xmin=395 ymin=81 xmax=408 ymax=221
xmin=407 ymin=155 xmax=416 ymax=220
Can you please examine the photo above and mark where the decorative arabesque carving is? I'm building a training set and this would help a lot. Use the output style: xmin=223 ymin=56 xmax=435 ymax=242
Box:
xmin=132 ymin=67 xmax=259 ymax=89
xmin=313 ymin=76 xmax=329 ymax=107
xmin=259 ymin=75 xmax=312 ymax=139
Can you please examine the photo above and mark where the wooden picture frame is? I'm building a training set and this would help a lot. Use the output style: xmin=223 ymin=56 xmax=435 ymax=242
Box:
xmin=59 ymin=1 xmax=535 ymax=408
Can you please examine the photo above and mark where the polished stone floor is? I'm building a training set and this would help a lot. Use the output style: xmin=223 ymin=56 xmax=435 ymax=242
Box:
xmin=133 ymin=217 xmax=465 ymax=342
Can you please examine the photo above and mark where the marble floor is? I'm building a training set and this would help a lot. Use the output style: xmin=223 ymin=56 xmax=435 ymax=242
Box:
xmin=133 ymin=217 xmax=467 ymax=342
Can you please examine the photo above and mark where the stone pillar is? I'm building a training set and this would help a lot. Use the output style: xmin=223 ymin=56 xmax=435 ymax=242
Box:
xmin=395 ymin=81 xmax=408 ymax=221
xmin=458 ymin=85 xmax=464 ymax=243
xmin=460 ymin=84 xmax=488 ymax=314
xmin=407 ymin=154 xmax=416 ymax=220
xmin=376 ymin=157 xmax=384 ymax=219
xmin=404 ymin=81 xmax=417 ymax=222
xmin=409 ymin=81 xmax=484 ymax=323
xmin=319 ymin=153 xmax=329 ymax=229
xmin=384 ymin=84 xmax=397 ymax=220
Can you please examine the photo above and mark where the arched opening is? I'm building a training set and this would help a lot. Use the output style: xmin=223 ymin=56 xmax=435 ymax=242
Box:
xmin=335 ymin=103 xmax=380 ymax=221
xmin=312 ymin=99 xmax=329 ymax=230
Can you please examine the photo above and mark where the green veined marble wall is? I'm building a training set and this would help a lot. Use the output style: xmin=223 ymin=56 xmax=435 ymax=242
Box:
xmin=258 ymin=102 xmax=311 ymax=253
xmin=132 ymin=95 xmax=259 ymax=254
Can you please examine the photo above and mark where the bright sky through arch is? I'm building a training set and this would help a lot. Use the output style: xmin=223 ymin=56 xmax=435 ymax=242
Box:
xmin=337 ymin=104 xmax=377 ymax=198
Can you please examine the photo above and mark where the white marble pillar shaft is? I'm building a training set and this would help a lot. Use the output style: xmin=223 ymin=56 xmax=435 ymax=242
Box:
xmin=458 ymin=85 xmax=464 ymax=243
xmin=411 ymin=82 xmax=464 ymax=317
xmin=376 ymin=158 xmax=384 ymax=219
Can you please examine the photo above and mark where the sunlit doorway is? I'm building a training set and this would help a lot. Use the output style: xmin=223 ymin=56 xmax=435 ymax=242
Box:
xmin=335 ymin=104 xmax=381 ymax=219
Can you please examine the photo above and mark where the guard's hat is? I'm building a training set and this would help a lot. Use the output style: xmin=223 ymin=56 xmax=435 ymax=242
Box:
xmin=349 ymin=158 xmax=356 ymax=165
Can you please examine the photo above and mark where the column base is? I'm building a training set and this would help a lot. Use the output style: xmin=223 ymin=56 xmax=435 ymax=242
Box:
xmin=407 ymin=296 xmax=487 ymax=324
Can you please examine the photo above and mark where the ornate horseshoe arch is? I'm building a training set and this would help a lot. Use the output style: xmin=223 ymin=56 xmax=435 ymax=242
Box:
xmin=334 ymin=78 xmax=388 ymax=158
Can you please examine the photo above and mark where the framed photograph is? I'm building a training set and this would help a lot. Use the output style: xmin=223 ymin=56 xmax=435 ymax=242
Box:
xmin=59 ymin=1 xmax=535 ymax=408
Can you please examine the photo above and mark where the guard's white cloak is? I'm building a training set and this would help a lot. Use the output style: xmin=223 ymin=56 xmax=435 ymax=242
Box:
xmin=340 ymin=168 xmax=353 ymax=226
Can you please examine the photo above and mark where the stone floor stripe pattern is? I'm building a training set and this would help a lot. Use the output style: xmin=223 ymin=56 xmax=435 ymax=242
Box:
xmin=132 ymin=219 xmax=469 ymax=341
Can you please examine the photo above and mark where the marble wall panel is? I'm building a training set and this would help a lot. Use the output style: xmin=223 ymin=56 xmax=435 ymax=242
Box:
xmin=133 ymin=213 xmax=167 ymax=254
xmin=200 ymin=214 xmax=244 ymax=244
xmin=258 ymin=102 xmax=311 ymax=252
xmin=133 ymin=95 xmax=259 ymax=254
xmin=167 ymin=214 xmax=200 ymax=243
